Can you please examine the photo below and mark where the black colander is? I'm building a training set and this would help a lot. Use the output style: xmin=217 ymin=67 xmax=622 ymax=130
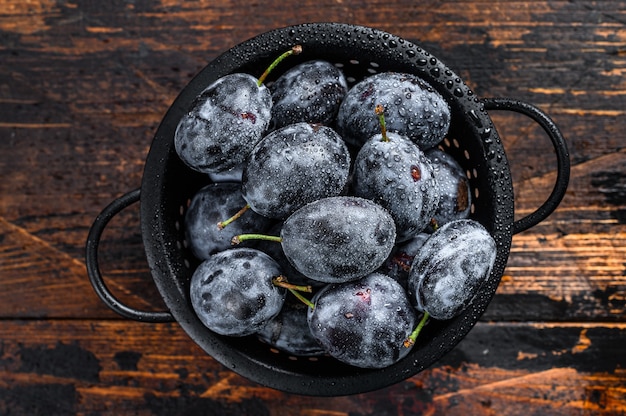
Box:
xmin=86 ymin=23 xmax=570 ymax=396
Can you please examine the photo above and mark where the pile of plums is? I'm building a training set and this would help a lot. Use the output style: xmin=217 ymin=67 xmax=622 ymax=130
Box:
xmin=175 ymin=46 xmax=497 ymax=369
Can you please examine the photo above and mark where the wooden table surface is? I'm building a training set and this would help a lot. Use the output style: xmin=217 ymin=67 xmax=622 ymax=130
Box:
xmin=1 ymin=1 xmax=625 ymax=414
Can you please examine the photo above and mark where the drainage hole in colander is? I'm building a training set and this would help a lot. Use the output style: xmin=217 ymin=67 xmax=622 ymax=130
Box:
xmin=367 ymin=61 xmax=380 ymax=75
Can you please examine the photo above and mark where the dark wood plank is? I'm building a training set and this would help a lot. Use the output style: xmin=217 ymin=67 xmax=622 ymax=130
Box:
xmin=0 ymin=215 xmax=165 ymax=318
xmin=0 ymin=320 xmax=624 ymax=415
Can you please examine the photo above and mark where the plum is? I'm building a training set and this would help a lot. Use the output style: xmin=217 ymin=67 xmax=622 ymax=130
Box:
xmin=337 ymin=72 xmax=450 ymax=150
xmin=407 ymin=219 xmax=497 ymax=320
xmin=190 ymin=248 xmax=286 ymax=336
xmin=307 ymin=272 xmax=417 ymax=368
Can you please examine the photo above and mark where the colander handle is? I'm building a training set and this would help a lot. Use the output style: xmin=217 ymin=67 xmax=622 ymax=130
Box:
xmin=85 ymin=189 xmax=175 ymax=323
xmin=482 ymin=98 xmax=570 ymax=235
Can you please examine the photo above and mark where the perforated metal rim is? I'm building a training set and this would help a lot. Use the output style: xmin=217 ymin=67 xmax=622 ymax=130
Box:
xmin=140 ymin=23 xmax=514 ymax=396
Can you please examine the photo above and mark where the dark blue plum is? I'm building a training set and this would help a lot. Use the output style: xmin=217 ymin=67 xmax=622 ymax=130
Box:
xmin=184 ymin=182 xmax=274 ymax=260
xmin=337 ymin=72 xmax=450 ymax=150
xmin=175 ymin=73 xmax=272 ymax=174
xmin=353 ymin=131 xmax=440 ymax=242
xmin=190 ymin=248 xmax=286 ymax=336
xmin=242 ymin=122 xmax=351 ymax=219
xmin=280 ymin=196 xmax=396 ymax=283
xmin=307 ymin=272 xmax=417 ymax=368
xmin=270 ymin=60 xmax=348 ymax=129
xmin=407 ymin=219 xmax=497 ymax=320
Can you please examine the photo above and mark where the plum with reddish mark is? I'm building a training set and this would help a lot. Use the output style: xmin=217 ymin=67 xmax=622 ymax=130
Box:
xmin=352 ymin=131 xmax=440 ymax=242
xmin=307 ymin=272 xmax=417 ymax=368
xmin=174 ymin=73 xmax=272 ymax=174
xmin=175 ymin=46 xmax=301 ymax=174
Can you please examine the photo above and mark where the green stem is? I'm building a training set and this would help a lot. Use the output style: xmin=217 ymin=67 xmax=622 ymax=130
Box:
xmin=217 ymin=204 xmax=250 ymax=230
xmin=257 ymin=45 xmax=303 ymax=86
xmin=272 ymin=276 xmax=312 ymax=293
xmin=231 ymin=233 xmax=283 ymax=245
xmin=404 ymin=311 xmax=430 ymax=348
xmin=287 ymin=288 xmax=315 ymax=309
xmin=375 ymin=104 xmax=389 ymax=142
xmin=272 ymin=276 xmax=315 ymax=309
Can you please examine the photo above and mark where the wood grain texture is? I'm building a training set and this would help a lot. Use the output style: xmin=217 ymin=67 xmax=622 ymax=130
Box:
xmin=1 ymin=0 xmax=625 ymax=413
xmin=0 ymin=320 xmax=624 ymax=415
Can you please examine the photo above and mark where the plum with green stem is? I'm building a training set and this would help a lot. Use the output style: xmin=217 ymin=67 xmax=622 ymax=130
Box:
xmin=184 ymin=182 xmax=273 ymax=260
xmin=307 ymin=272 xmax=417 ymax=368
xmin=337 ymin=71 xmax=450 ymax=150
xmin=175 ymin=45 xmax=302 ymax=174
xmin=232 ymin=196 xmax=396 ymax=283
xmin=353 ymin=105 xmax=440 ymax=242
